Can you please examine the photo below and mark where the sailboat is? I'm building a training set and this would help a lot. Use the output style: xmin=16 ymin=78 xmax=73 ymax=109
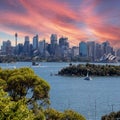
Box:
xmin=84 ymin=71 xmax=92 ymax=80
xmin=32 ymin=56 xmax=40 ymax=66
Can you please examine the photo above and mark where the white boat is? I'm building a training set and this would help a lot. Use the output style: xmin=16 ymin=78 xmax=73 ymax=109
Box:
xmin=32 ymin=61 xmax=40 ymax=66
xmin=84 ymin=72 xmax=92 ymax=80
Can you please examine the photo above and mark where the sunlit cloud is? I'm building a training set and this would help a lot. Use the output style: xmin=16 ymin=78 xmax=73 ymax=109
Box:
xmin=0 ymin=0 xmax=120 ymax=48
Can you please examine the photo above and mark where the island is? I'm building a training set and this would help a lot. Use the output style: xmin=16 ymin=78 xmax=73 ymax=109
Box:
xmin=58 ymin=63 xmax=120 ymax=76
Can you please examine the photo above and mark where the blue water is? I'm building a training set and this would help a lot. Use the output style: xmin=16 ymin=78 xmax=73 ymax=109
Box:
xmin=0 ymin=62 xmax=120 ymax=120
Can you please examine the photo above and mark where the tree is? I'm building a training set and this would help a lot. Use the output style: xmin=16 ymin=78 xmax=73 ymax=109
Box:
xmin=44 ymin=108 xmax=63 ymax=120
xmin=0 ymin=67 xmax=50 ymax=109
xmin=62 ymin=110 xmax=86 ymax=120
xmin=0 ymin=87 xmax=35 ymax=120
xmin=102 ymin=111 xmax=120 ymax=120
xmin=44 ymin=108 xmax=86 ymax=120
xmin=0 ymin=67 xmax=86 ymax=120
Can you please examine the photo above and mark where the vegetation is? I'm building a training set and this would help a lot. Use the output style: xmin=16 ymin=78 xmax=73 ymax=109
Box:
xmin=0 ymin=55 xmax=91 ymax=63
xmin=0 ymin=67 xmax=50 ymax=108
xmin=102 ymin=111 xmax=120 ymax=120
xmin=0 ymin=67 xmax=86 ymax=120
xmin=58 ymin=63 xmax=120 ymax=76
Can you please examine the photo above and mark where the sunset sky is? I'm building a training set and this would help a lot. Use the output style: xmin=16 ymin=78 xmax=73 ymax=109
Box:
xmin=0 ymin=0 xmax=120 ymax=48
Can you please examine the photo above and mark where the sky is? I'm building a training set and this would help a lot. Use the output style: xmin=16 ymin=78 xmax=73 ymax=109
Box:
xmin=0 ymin=0 xmax=120 ymax=48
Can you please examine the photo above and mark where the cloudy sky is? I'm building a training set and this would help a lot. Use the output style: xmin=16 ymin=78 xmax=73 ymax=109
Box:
xmin=0 ymin=0 xmax=120 ymax=48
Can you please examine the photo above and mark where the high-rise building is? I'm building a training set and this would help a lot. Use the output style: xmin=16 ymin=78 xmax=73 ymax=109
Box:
xmin=50 ymin=34 xmax=57 ymax=45
xmin=87 ymin=41 xmax=95 ymax=61
xmin=101 ymin=41 xmax=114 ymax=55
xmin=95 ymin=43 xmax=102 ymax=61
xmin=72 ymin=46 xmax=79 ymax=57
xmin=79 ymin=41 xmax=88 ymax=57
xmin=59 ymin=37 xmax=69 ymax=57
xmin=17 ymin=43 xmax=23 ymax=55
xmin=1 ymin=40 xmax=12 ymax=55
xmin=59 ymin=37 xmax=69 ymax=48
xmin=39 ymin=40 xmax=46 ymax=56
xmin=50 ymin=34 xmax=57 ymax=55
xmin=33 ymin=34 xmax=38 ymax=50
xmin=23 ymin=36 xmax=30 ymax=56
xmin=116 ymin=49 xmax=120 ymax=57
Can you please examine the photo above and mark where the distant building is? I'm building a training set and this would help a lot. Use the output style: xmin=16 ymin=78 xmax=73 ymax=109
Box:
xmin=95 ymin=43 xmax=102 ymax=61
xmin=72 ymin=46 xmax=79 ymax=57
xmin=59 ymin=37 xmax=69 ymax=57
xmin=116 ymin=49 xmax=120 ymax=57
xmin=87 ymin=41 xmax=95 ymax=61
xmin=17 ymin=43 xmax=24 ymax=55
xmin=50 ymin=34 xmax=57 ymax=55
xmin=39 ymin=40 xmax=46 ymax=56
xmin=102 ymin=41 xmax=115 ymax=55
xmin=23 ymin=36 xmax=30 ymax=56
xmin=33 ymin=34 xmax=38 ymax=50
xmin=79 ymin=41 xmax=88 ymax=57
xmin=1 ymin=40 xmax=12 ymax=55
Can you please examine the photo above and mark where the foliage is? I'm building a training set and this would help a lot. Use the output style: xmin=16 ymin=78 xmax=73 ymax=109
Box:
xmin=0 ymin=67 xmax=50 ymax=108
xmin=62 ymin=110 xmax=86 ymax=120
xmin=0 ymin=88 xmax=35 ymax=120
xmin=44 ymin=108 xmax=86 ymax=120
xmin=0 ymin=67 xmax=86 ymax=120
xmin=44 ymin=108 xmax=63 ymax=120
xmin=101 ymin=111 xmax=120 ymax=120
xmin=58 ymin=63 xmax=120 ymax=76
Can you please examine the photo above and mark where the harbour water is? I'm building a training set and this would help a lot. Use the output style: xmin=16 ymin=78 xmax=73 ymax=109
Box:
xmin=0 ymin=62 xmax=120 ymax=120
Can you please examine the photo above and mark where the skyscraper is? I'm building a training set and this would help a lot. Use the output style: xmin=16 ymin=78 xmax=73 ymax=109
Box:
xmin=33 ymin=34 xmax=38 ymax=50
xmin=1 ymin=40 xmax=12 ymax=55
xmin=39 ymin=40 xmax=46 ymax=56
xmin=23 ymin=36 xmax=30 ymax=56
xmin=50 ymin=34 xmax=57 ymax=45
xmin=59 ymin=37 xmax=69 ymax=57
xmin=87 ymin=41 xmax=95 ymax=61
xmin=72 ymin=46 xmax=79 ymax=57
xmin=79 ymin=41 xmax=88 ymax=57
xmin=59 ymin=37 xmax=69 ymax=48
xmin=50 ymin=34 xmax=57 ymax=55
xmin=101 ymin=41 xmax=114 ymax=56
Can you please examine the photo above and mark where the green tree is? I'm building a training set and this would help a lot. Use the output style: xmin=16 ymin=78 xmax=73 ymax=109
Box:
xmin=44 ymin=108 xmax=63 ymax=120
xmin=44 ymin=108 xmax=86 ymax=120
xmin=0 ymin=68 xmax=50 ymax=109
xmin=0 ymin=67 xmax=86 ymax=120
xmin=0 ymin=88 xmax=35 ymax=120
xmin=62 ymin=110 xmax=86 ymax=120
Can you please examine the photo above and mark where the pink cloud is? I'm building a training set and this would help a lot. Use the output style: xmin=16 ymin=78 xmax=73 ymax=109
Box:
xmin=0 ymin=0 xmax=119 ymax=48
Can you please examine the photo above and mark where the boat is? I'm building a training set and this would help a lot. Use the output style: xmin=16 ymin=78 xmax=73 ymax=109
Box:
xmin=84 ymin=72 xmax=92 ymax=80
xmin=32 ymin=61 xmax=40 ymax=66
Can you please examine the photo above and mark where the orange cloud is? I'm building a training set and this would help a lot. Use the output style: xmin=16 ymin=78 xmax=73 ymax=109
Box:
xmin=0 ymin=0 xmax=120 ymax=48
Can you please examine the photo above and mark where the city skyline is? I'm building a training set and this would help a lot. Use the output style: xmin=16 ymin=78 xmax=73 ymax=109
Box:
xmin=0 ymin=0 xmax=120 ymax=48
